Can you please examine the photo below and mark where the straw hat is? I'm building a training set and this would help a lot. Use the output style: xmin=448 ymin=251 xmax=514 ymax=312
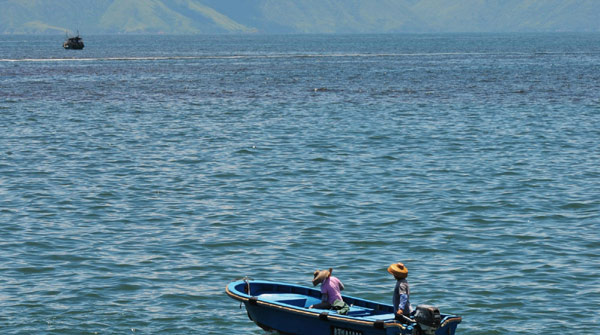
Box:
xmin=312 ymin=268 xmax=331 ymax=286
xmin=387 ymin=262 xmax=408 ymax=279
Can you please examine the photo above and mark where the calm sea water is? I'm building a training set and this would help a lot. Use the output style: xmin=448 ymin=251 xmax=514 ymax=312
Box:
xmin=1 ymin=34 xmax=599 ymax=335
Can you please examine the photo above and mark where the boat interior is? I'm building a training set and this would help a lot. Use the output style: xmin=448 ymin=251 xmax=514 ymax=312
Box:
xmin=239 ymin=281 xmax=397 ymax=320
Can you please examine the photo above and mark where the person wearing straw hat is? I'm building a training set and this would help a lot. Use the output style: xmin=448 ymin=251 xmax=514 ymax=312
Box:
xmin=309 ymin=268 xmax=345 ymax=310
xmin=388 ymin=262 xmax=411 ymax=320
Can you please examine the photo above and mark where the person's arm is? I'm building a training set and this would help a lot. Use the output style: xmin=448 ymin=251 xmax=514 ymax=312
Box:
xmin=398 ymin=293 xmax=408 ymax=314
xmin=393 ymin=282 xmax=400 ymax=313
xmin=309 ymin=293 xmax=328 ymax=308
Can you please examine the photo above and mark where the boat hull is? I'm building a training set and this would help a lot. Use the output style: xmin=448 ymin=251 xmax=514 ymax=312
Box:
xmin=63 ymin=42 xmax=84 ymax=50
xmin=226 ymin=280 xmax=461 ymax=335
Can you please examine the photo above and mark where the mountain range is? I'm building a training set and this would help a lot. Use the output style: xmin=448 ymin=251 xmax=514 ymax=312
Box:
xmin=1 ymin=0 xmax=599 ymax=34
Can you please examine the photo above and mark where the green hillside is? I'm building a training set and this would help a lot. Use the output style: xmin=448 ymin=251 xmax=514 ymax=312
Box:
xmin=1 ymin=0 xmax=599 ymax=34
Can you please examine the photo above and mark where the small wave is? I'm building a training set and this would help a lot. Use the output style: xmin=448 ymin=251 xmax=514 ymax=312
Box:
xmin=115 ymin=283 xmax=142 ymax=291
xmin=234 ymin=149 xmax=255 ymax=155
xmin=560 ymin=202 xmax=594 ymax=209
xmin=211 ymin=172 xmax=240 ymax=179
xmin=17 ymin=266 xmax=55 ymax=274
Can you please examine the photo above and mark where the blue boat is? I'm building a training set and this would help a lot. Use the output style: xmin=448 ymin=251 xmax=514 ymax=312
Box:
xmin=226 ymin=279 xmax=462 ymax=335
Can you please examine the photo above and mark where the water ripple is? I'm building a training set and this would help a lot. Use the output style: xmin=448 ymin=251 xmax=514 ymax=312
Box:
xmin=1 ymin=34 xmax=600 ymax=335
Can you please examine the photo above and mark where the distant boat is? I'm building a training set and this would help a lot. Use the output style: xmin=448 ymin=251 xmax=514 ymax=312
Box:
xmin=63 ymin=32 xmax=84 ymax=50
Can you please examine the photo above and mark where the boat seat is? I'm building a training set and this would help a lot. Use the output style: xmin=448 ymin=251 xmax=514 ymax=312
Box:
xmin=258 ymin=293 xmax=314 ymax=308
xmin=347 ymin=305 xmax=374 ymax=317
xmin=361 ymin=313 xmax=397 ymax=321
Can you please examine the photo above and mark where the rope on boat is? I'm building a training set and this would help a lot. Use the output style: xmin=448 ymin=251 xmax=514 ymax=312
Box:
xmin=230 ymin=276 xmax=253 ymax=308
xmin=243 ymin=276 xmax=251 ymax=296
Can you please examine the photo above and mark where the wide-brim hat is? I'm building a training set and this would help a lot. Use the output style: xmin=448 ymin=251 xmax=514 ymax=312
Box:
xmin=387 ymin=262 xmax=408 ymax=279
xmin=312 ymin=269 xmax=331 ymax=286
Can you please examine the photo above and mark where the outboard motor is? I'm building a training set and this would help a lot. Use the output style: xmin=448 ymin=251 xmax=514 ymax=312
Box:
xmin=413 ymin=305 xmax=441 ymax=335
